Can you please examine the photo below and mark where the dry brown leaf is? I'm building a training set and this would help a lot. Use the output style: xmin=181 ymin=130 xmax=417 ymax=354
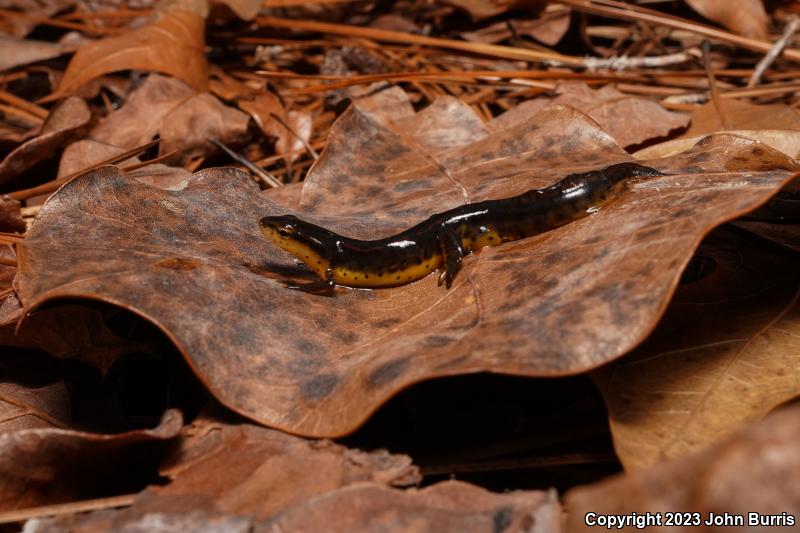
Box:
xmin=0 ymin=96 xmax=90 ymax=185
xmin=0 ymin=349 xmax=70 ymax=433
xmin=57 ymin=139 xmax=140 ymax=177
xmin=256 ymin=481 xmax=562 ymax=533
xmin=58 ymin=8 xmax=209 ymax=95
xmin=461 ymin=8 xmax=571 ymax=46
xmin=90 ymin=74 xmax=249 ymax=164
xmin=684 ymin=0 xmax=768 ymax=39
xmin=565 ymin=402 xmax=800 ymax=531
xmin=490 ymin=84 xmax=689 ymax=148
xmin=211 ymin=0 xmax=260 ymax=20
xmin=236 ymin=91 xmax=312 ymax=157
xmin=59 ymin=139 xmax=191 ymax=190
xmin=0 ymin=245 xmax=17 ymax=294
xmin=686 ymin=99 xmax=800 ymax=137
xmin=20 ymin=305 xmax=163 ymax=374
xmin=635 ymin=130 xmax=800 ymax=160
xmin=0 ymin=195 xmax=25 ymax=233
xmin=34 ymin=481 xmax=561 ymax=533
xmin=132 ymin=417 xmax=419 ymax=519
xmin=0 ymin=35 xmax=66 ymax=72
xmin=594 ymin=227 xmax=800 ymax=469
xmin=0 ymin=0 xmax=75 ymax=37
xmin=0 ymin=409 xmax=181 ymax=511
xmin=442 ymin=0 xmax=541 ymax=20
xmin=16 ymin=91 xmax=799 ymax=437
xmin=734 ymin=220 xmax=800 ymax=254
xmin=32 ymin=415 xmax=421 ymax=530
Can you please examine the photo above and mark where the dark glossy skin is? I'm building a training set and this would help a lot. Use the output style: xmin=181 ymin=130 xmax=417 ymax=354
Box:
xmin=260 ymin=162 xmax=664 ymax=290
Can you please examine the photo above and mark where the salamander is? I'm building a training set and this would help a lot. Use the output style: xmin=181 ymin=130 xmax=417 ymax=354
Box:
xmin=259 ymin=162 xmax=663 ymax=291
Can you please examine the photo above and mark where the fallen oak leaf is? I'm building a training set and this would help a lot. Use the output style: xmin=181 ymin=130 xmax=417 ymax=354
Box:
xmin=237 ymin=92 xmax=312 ymax=160
xmin=635 ymin=129 xmax=800 ymax=160
xmin=0 ymin=35 xmax=67 ymax=72
xmin=0 ymin=349 xmax=70 ymax=433
xmin=90 ymin=74 xmax=249 ymax=164
xmin=684 ymin=0 xmax=768 ymax=40
xmin=23 ymin=415 xmax=421 ymax=530
xmin=255 ymin=480 xmax=561 ymax=533
xmin=33 ymin=479 xmax=560 ymax=532
xmin=57 ymin=8 xmax=208 ymax=96
xmin=594 ymin=227 xmax=800 ymax=469
xmin=564 ymin=402 xmax=800 ymax=531
xmin=684 ymin=98 xmax=800 ymax=137
xmin=112 ymin=416 xmax=419 ymax=520
xmin=15 ymin=92 xmax=800 ymax=437
xmin=0 ymin=96 xmax=90 ymax=185
xmin=59 ymin=139 xmax=190 ymax=191
xmin=0 ymin=196 xmax=25 ymax=233
xmin=488 ymin=83 xmax=689 ymax=148
xmin=0 ymin=409 xmax=181 ymax=511
xmin=733 ymin=220 xmax=800 ymax=254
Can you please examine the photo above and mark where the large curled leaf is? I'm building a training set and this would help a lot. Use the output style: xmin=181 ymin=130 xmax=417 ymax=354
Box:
xmin=17 ymin=90 xmax=799 ymax=436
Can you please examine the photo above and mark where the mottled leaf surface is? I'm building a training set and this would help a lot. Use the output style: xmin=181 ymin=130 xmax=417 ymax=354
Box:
xmin=487 ymin=83 xmax=689 ymax=148
xmin=17 ymin=91 xmax=799 ymax=436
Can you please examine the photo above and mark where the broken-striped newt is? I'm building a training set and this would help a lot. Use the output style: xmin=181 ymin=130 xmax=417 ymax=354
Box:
xmin=259 ymin=162 xmax=663 ymax=291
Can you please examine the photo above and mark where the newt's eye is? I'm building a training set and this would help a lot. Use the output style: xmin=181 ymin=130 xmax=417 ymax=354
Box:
xmin=278 ymin=229 xmax=291 ymax=237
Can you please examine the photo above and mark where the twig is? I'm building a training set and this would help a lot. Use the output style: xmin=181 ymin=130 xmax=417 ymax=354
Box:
xmin=210 ymin=140 xmax=282 ymax=188
xmin=0 ymin=257 xmax=16 ymax=267
xmin=0 ymin=8 xmax=119 ymax=35
xmin=557 ymin=0 xmax=800 ymax=62
xmin=0 ymin=494 xmax=136 ymax=525
xmin=0 ymin=90 xmax=48 ymax=119
xmin=9 ymin=140 xmax=161 ymax=201
xmin=256 ymin=16 xmax=582 ymax=65
xmin=701 ymin=41 xmax=732 ymax=129
xmin=748 ymin=16 xmax=800 ymax=88
xmin=664 ymin=81 xmax=800 ymax=104
xmin=268 ymin=112 xmax=319 ymax=160
xmin=120 ymin=150 xmax=178 ymax=172
xmin=0 ymin=233 xmax=24 ymax=243
xmin=578 ymin=48 xmax=701 ymax=71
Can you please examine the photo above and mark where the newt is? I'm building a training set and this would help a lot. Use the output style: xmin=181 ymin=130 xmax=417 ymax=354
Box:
xmin=259 ymin=162 xmax=663 ymax=291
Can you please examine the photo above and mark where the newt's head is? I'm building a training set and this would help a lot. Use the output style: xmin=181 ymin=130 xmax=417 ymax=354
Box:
xmin=259 ymin=214 xmax=338 ymax=277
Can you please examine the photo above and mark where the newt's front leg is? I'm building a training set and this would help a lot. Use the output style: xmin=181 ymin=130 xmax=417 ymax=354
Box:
xmin=282 ymin=267 xmax=336 ymax=293
xmin=437 ymin=227 xmax=464 ymax=289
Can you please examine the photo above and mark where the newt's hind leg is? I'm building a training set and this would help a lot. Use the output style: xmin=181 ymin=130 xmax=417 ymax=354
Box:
xmin=437 ymin=228 xmax=464 ymax=289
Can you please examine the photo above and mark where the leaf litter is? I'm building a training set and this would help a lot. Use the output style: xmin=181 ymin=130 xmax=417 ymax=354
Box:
xmin=2 ymin=0 xmax=800 ymax=529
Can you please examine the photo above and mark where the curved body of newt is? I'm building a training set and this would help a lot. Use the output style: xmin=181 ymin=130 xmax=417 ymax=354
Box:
xmin=260 ymin=162 xmax=663 ymax=290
